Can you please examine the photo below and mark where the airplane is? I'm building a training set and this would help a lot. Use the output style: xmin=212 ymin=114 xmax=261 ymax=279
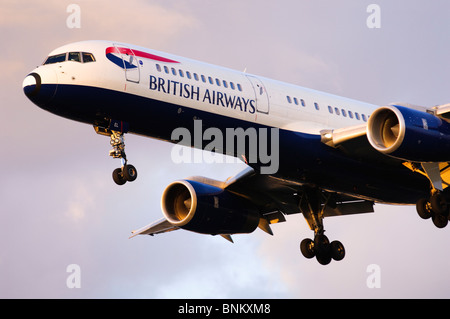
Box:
xmin=23 ymin=40 xmax=450 ymax=265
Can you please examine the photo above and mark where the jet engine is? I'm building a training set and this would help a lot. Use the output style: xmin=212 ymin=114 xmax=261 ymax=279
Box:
xmin=161 ymin=180 xmax=260 ymax=235
xmin=367 ymin=105 xmax=450 ymax=162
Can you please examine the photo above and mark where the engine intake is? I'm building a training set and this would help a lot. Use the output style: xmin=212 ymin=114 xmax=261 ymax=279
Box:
xmin=161 ymin=180 xmax=260 ymax=235
xmin=367 ymin=105 xmax=450 ymax=162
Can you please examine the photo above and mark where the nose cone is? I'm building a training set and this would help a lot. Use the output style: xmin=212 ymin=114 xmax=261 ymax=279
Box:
xmin=23 ymin=68 xmax=57 ymax=107
xmin=23 ymin=73 xmax=41 ymax=97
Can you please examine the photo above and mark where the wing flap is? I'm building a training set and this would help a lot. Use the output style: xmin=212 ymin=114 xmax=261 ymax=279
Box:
xmin=323 ymin=200 xmax=374 ymax=217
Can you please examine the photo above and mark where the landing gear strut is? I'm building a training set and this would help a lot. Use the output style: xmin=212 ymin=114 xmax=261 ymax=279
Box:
xmin=94 ymin=123 xmax=138 ymax=186
xmin=298 ymin=188 xmax=346 ymax=265
xmin=109 ymin=130 xmax=138 ymax=185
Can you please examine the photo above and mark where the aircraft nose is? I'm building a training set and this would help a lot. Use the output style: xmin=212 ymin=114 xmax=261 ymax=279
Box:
xmin=23 ymin=68 xmax=57 ymax=106
xmin=23 ymin=73 xmax=41 ymax=97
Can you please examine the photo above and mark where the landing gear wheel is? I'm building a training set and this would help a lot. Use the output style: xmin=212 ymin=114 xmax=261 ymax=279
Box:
xmin=314 ymin=234 xmax=332 ymax=266
xmin=112 ymin=168 xmax=126 ymax=186
xmin=123 ymin=164 xmax=138 ymax=182
xmin=330 ymin=240 xmax=345 ymax=261
xmin=432 ymin=214 xmax=448 ymax=228
xmin=314 ymin=234 xmax=330 ymax=254
xmin=431 ymin=193 xmax=448 ymax=217
xmin=417 ymin=194 xmax=450 ymax=228
xmin=316 ymin=251 xmax=332 ymax=266
xmin=416 ymin=198 xmax=432 ymax=220
xmin=300 ymin=238 xmax=315 ymax=259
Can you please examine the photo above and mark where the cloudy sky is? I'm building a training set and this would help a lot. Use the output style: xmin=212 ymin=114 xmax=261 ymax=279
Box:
xmin=2 ymin=0 xmax=450 ymax=299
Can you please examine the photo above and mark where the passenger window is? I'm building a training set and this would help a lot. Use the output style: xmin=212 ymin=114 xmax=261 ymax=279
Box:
xmin=164 ymin=66 xmax=169 ymax=74
xmin=300 ymin=99 xmax=305 ymax=107
xmin=201 ymin=75 xmax=206 ymax=83
xmin=194 ymin=73 xmax=199 ymax=81
xmin=314 ymin=102 xmax=320 ymax=110
xmin=355 ymin=112 xmax=360 ymax=120
xmin=156 ymin=64 xmax=162 ymax=72
xmin=215 ymin=78 xmax=221 ymax=86
xmin=348 ymin=111 xmax=354 ymax=119
xmin=171 ymin=68 xmax=177 ymax=76
xmin=362 ymin=114 xmax=367 ymax=122
xmin=328 ymin=106 xmax=333 ymax=114
xmin=293 ymin=97 xmax=299 ymax=105
xmin=186 ymin=71 xmax=192 ymax=79
xmin=179 ymin=69 xmax=184 ymax=77
xmin=223 ymin=80 xmax=228 ymax=88
xmin=230 ymin=82 xmax=235 ymax=90
xmin=237 ymin=83 xmax=242 ymax=91
xmin=334 ymin=107 xmax=340 ymax=115
xmin=208 ymin=77 xmax=213 ymax=84
xmin=342 ymin=109 xmax=347 ymax=117
xmin=287 ymin=96 xmax=292 ymax=104
xmin=82 ymin=52 xmax=95 ymax=63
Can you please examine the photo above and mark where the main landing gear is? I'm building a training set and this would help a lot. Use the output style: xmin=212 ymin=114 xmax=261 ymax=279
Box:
xmin=298 ymin=188 xmax=346 ymax=265
xmin=94 ymin=123 xmax=138 ymax=186
xmin=416 ymin=191 xmax=450 ymax=228
xmin=407 ymin=162 xmax=450 ymax=229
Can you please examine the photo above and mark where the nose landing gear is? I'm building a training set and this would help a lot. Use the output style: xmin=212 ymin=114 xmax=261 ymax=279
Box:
xmin=109 ymin=130 xmax=138 ymax=185
xmin=94 ymin=121 xmax=138 ymax=186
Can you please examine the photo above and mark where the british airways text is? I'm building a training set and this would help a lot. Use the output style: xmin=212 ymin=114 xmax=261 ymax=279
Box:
xmin=149 ymin=75 xmax=256 ymax=114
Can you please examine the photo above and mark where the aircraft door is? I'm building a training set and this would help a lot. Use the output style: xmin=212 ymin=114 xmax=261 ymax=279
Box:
xmin=113 ymin=43 xmax=140 ymax=83
xmin=245 ymin=75 xmax=269 ymax=114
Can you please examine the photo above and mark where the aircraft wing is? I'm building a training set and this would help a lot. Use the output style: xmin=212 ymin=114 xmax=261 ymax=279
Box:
xmin=131 ymin=164 xmax=375 ymax=239
xmin=130 ymin=218 xmax=178 ymax=238
xmin=223 ymin=168 xmax=374 ymax=218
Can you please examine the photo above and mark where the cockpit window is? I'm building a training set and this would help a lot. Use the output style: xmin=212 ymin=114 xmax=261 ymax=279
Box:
xmin=43 ymin=53 xmax=67 ymax=65
xmin=82 ymin=52 xmax=95 ymax=63
xmin=68 ymin=52 xmax=81 ymax=62
xmin=43 ymin=52 xmax=96 ymax=65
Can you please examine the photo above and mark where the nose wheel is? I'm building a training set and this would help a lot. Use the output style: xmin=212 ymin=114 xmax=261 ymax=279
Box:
xmin=112 ymin=164 xmax=138 ymax=185
xmin=94 ymin=124 xmax=138 ymax=186
xmin=108 ymin=130 xmax=138 ymax=185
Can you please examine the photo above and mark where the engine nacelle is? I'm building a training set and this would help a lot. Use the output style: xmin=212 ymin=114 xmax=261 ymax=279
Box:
xmin=161 ymin=179 xmax=260 ymax=235
xmin=367 ymin=105 xmax=450 ymax=162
